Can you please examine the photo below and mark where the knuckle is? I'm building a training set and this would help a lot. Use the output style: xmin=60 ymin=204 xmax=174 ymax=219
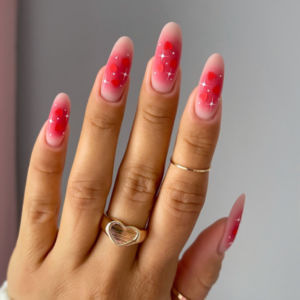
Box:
xmin=31 ymin=156 xmax=63 ymax=177
xmin=27 ymin=196 xmax=59 ymax=223
xmin=86 ymin=111 xmax=118 ymax=134
xmin=162 ymin=181 xmax=206 ymax=219
xmin=119 ymin=165 xmax=159 ymax=206
xmin=198 ymin=271 xmax=220 ymax=290
xmin=68 ymin=179 xmax=110 ymax=211
xmin=141 ymin=104 xmax=173 ymax=126
xmin=182 ymin=130 xmax=215 ymax=158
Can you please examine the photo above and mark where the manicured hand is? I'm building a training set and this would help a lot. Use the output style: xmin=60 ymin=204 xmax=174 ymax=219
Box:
xmin=7 ymin=22 xmax=245 ymax=300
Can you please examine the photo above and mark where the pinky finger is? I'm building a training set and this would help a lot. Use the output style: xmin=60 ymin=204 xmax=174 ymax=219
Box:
xmin=172 ymin=194 xmax=245 ymax=300
xmin=16 ymin=93 xmax=71 ymax=266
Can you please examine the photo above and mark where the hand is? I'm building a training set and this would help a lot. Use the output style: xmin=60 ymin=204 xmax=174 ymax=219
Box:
xmin=7 ymin=22 xmax=245 ymax=300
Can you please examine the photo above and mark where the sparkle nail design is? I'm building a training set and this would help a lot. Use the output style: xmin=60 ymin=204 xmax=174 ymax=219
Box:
xmin=152 ymin=23 xmax=182 ymax=93
xmin=195 ymin=55 xmax=224 ymax=119
xmin=101 ymin=37 xmax=133 ymax=102
xmin=218 ymin=194 xmax=245 ymax=254
xmin=46 ymin=93 xmax=71 ymax=147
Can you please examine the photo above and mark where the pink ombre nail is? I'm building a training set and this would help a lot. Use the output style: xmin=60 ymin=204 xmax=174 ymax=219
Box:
xmin=46 ymin=93 xmax=71 ymax=147
xmin=152 ymin=22 xmax=182 ymax=93
xmin=218 ymin=194 xmax=245 ymax=254
xmin=195 ymin=54 xmax=224 ymax=119
xmin=101 ymin=37 xmax=134 ymax=102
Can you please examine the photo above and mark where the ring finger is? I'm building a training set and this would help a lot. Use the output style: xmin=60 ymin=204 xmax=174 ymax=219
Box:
xmin=139 ymin=53 xmax=225 ymax=268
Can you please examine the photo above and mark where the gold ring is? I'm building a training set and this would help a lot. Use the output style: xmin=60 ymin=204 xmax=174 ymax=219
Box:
xmin=100 ymin=213 xmax=148 ymax=247
xmin=170 ymin=157 xmax=211 ymax=173
xmin=171 ymin=286 xmax=191 ymax=300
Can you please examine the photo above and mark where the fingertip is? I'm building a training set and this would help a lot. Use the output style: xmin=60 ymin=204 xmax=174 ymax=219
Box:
xmin=53 ymin=93 xmax=71 ymax=113
xmin=231 ymin=193 xmax=246 ymax=213
xmin=206 ymin=53 xmax=225 ymax=70
xmin=160 ymin=22 xmax=182 ymax=40
xmin=114 ymin=36 xmax=134 ymax=56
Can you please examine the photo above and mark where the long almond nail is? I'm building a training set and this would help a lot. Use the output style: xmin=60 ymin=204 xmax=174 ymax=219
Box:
xmin=195 ymin=54 xmax=224 ymax=119
xmin=46 ymin=93 xmax=71 ymax=147
xmin=101 ymin=37 xmax=134 ymax=102
xmin=152 ymin=22 xmax=182 ymax=93
xmin=218 ymin=194 xmax=245 ymax=254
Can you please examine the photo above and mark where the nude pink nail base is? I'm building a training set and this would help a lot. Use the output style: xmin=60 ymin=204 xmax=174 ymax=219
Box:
xmin=46 ymin=94 xmax=70 ymax=147
xmin=152 ymin=24 xmax=182 ymax=93
xmin=218 ymin=194 xmax=245 ymax=254
xmin=101 ymin=40 xmax=133 ymax=102
xmin=196 ymin=68 xmax=224 ymax=119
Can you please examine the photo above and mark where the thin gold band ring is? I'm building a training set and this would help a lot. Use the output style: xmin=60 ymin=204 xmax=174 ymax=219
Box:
xmin=171 ymin=286 xmax=191 ymax=300
xmin=170 ymin=157 xmax=211 ymax=173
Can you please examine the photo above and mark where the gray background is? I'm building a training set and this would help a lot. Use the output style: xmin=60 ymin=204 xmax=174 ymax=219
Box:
xmin=17 ymin=0 xmax=300 ymax=299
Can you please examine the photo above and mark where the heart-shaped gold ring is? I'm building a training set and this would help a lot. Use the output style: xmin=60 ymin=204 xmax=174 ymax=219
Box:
xmin=100 ymin=213 xmax=148 ymax=247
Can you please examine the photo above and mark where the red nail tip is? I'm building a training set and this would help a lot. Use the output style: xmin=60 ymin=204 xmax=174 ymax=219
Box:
xmin=46 ymin=96 xmax=70 ymax=147
xmin=208 ymin=71 xmax=217 ymax=80
xmin=122 ymin=57 xmax=130 ymax=67
xmin=110 ymin=63 xmax=118 ymax=72
xmin=164 ymin=41 xmax=173 ymax=50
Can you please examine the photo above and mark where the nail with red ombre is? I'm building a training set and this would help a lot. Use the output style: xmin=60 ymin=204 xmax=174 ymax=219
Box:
xmin=152 ymin=22 xmax=182 ymax=93
xmin=101 ymin=37 xmax=134 ymax=102
xmin=218 ymin=194 xmax=245 ymax=254
xmin=46 ymin=93 xmax=71 ymax=147
xmin=195 ymin=54 xmax=224 ymax=120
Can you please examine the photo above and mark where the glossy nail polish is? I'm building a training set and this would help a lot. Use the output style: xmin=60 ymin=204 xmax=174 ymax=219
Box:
xmin=101 ymin=37 xmax=134 ymax=102
xmin=46 ymin=93 xmax=71 ymax=147
xmin=152 ymin=22 xmax=182 ymax=93
xmin=218 ymin=194 xmax=245 ymax=254
xmin=195 ymin=54 xmax=224 ymax=119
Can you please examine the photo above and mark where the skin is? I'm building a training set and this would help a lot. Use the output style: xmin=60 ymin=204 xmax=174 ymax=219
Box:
xmin=7 ymin=23 xmax=244 ymax=300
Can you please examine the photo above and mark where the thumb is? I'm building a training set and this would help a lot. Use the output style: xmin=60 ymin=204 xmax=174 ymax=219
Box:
xmin=172 ymin=194 xmax=245 ymax=300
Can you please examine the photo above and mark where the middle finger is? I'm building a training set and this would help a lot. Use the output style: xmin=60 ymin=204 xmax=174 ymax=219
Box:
xmin=101 ymin=22 xmax=182 ymax=245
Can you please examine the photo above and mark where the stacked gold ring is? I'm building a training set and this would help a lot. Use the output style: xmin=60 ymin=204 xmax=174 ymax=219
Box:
xmin=170 ymin=157 xmax=211 ymax=173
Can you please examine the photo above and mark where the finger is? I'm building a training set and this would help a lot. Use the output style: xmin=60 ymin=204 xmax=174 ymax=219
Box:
xmin=55 ymin=37 xmax=133 ymax=260
xmin=140 ymin=54 xmax=224 ymax=264
xmin=172 ymin=195 xmax=245 ymax=300
xmin=106 ymin=22 xmax=182 ymax=231
xmin=17 ymin=93 xmax=70 ymax=266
